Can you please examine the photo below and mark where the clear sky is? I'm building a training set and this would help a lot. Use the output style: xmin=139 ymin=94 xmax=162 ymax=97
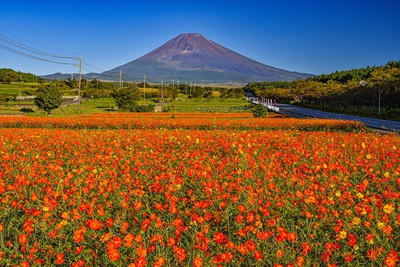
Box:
xmin=1 ymin=0 xmax=399 ymax=76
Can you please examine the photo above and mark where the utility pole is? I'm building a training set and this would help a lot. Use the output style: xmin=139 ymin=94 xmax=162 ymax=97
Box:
xmin=378 ymin=88 xmax=381 ymax=116
xmin=161 ymin=80 xmax=164 ymax=101
xmin=143 ymin=75 xmax=146 ymax=102
xmin=77 ymin=56 xmax=82 ymax=113
xmin=119 ymin=70 xmax=123 ymax=89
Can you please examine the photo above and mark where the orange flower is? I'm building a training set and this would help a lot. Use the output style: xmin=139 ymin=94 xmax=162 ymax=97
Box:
xmin=136 ymin=245 xmax=147 ymax=258
xmin=18 ymin=234 xmax=28 ymax=245
xmin=73 ymin=228 xmax=85 ymax=243
xmin=193 ymin=256 xmax=204 ymax=267
xmin=55 ymin=253 xmax=65 ymax=265
xmin=153 ymin=257 xmax=166 ymax=267
xmin=107 ymin=248 xmax=120 ymax=262
xmin=276 ymin=249 xmax=284 ymax=258
xmin=86 ymin=219 xmax=103 ymax=230
xmin=123 ymin=233 xmax=135 ymax=247
xmin=173 ymin=246 xmax=187 ymax=262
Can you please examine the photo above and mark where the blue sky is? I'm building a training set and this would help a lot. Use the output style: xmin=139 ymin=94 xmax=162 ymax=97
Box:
xmin=1 ymin=0 xmax=399 ymax=76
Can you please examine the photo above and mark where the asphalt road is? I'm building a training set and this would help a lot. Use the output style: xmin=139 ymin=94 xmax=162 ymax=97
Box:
xmin=277 ymin=104 xmax=400 ymax=132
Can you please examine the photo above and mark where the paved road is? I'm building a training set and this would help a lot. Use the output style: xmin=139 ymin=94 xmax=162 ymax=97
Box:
xmin=276 ymin=104 xmax=400 ymax=132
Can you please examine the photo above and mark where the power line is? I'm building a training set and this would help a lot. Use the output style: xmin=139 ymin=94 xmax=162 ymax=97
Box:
xmin=84 ymin=56 xmax=110 ymax=72
xmin=83 ymin=60 xmax=106 ymax=73
xmin=0 ymin=43 xmax=76 ymax=66
xmin=0 ymin=27 xmax=78 ymax=58
xmin=0 ymin=34 xmax=77 ymax=59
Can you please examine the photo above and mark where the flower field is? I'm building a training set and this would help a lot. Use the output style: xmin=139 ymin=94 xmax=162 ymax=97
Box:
xmin=0 ymin=113 xmax=399 ymax=266
xmin=0 ymin=113 xmax=364 ymax=132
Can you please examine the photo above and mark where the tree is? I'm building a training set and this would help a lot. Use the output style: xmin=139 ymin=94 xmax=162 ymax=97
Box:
xmin=3 ymin=71 xmax=19 ymax=84
xmin=251 ymin=104 xmax=268 ymax=118
xmin=34 ymin=86 xmax=63 ymax=114
xmin=111 ymin=84 xmax=140 ymax=111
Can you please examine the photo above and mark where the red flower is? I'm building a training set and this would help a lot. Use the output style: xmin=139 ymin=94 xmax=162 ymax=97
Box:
xmin=253 ymin=251 xmax=263 ymax=260
xmin=213 ymin=232 xmax=228 ymax=244
xmin=55 ymin=253 xmax=65 ymax=265
xmin=86 ymin=219 xmax=103 ymax=230
xmin=173 ymin=246 xmax=187 ymax=262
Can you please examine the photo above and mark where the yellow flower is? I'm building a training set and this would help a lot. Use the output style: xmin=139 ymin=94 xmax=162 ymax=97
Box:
xmin=383 ymin=203 xmax=395 ymax=214
xmin=384 ymin=172 xmax=390 ymax=178
xmin=335 ymin=191 xmax=341 ymax=197
xmin=377 ymin=222 xmax=385 ymax=229
xmin=339 ymin=231 xmax=347 ymax=239
xmin=352 ymin=217 xmax=361 ymax=225
xmin=366 ymin=154 xmax=372 ymax=159
xmin=356 ymin=192 xmax=364 ymax=199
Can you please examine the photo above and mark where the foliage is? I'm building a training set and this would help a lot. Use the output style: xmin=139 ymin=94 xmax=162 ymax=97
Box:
xmin=220 ymin=87 xmax=245 ymax=98
xmin=248 ymin=61 xmax=400 ymax=119
xmin=251 ymin=103 xmax=268 ymax=118
xmin=34 ymin=86 xmax=63 ymax=114
xmin=111 ymin=85 xmax=140 ymax=111
xmin=135 ymin=104 xmax=155 ymax=112
xmin=0 ymin=68 xmax=44 ymax=83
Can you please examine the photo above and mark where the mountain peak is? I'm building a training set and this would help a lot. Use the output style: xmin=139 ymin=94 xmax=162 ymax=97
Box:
xmin=102 ymin=33 xmax=313 ymax=83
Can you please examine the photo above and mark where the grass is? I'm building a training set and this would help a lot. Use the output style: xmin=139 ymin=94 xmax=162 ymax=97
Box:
xmin=0 ymin=82 xmax=40 ymax=96
xmin=0 ymin=96 xmax=251 ymax=116
xmin=164 ymin=97 xmax=250 ymax=112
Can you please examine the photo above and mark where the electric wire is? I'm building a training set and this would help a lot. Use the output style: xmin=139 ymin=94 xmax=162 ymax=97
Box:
xmin=0 ymin=34 xmax=77 ymax=59
xmin=0 ymin=29 xmax=109 ymax=76
xmin=0 ymin=43 xmax=77 ymax=66
xmin=0 ymin=27 xmax=78 ymax=58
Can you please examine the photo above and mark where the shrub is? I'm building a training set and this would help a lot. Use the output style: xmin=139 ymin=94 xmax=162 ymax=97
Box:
xmin=251 ymin=103 xmax=268 ymax=118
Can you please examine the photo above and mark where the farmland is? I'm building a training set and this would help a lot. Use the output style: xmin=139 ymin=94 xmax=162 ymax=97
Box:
xmin=0 ymin=113 xmax=399 ymax=266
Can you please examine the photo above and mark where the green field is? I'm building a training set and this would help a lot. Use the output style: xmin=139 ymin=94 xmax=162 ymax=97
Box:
xmin=164 ymin=97 xmax=249 ymax=112
xmin=0 ymin=83 xmax=39 ymax=96
xmin=0 ymin=96 xmax=250 ymax=116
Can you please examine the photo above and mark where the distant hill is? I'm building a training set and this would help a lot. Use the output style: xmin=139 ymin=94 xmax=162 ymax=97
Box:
xmin=43 ymin=33 xmax=313 ymax=83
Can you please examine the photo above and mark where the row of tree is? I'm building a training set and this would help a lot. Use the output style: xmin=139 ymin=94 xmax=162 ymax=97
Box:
xmin=42 ymin=78 xmax=245 ymax=100
xmin=247 ymin=61 xmax=400 ymax=119
xmin=0 ymin=68 xmax=44 ymax=83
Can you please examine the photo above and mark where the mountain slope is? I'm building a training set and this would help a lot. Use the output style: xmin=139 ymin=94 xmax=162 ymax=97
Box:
xmin=101 ymin=33 xmax=312 ymax=83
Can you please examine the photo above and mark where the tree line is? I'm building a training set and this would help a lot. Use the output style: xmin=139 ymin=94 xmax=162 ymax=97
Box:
xmin=247 ymin=61 xmax=400 ymax=119
xmin=0 ymin=68 xmax=44 ymax=83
